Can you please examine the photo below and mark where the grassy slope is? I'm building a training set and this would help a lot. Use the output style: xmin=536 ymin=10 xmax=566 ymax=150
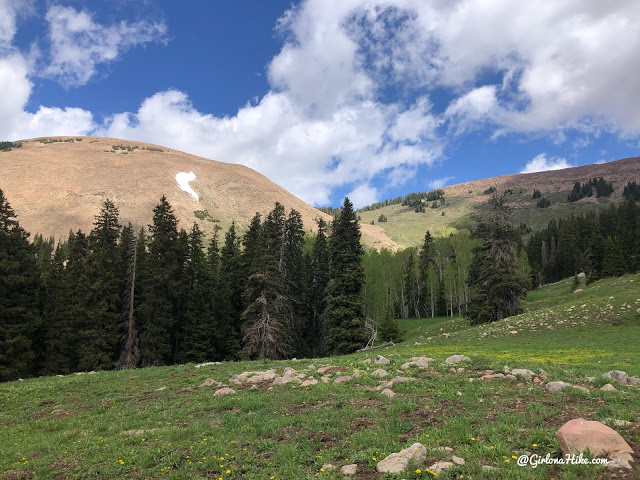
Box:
xmin=1 ymin=275 xmax=639 ymax=479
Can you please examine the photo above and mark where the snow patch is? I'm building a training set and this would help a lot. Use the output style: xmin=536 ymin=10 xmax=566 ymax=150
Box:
xmin=175 ymin=171 xmax=199 ymax=202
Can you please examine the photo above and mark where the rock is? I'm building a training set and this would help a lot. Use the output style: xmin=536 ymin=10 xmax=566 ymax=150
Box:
xmin=503 ymin=366 xmax=511 ymax=373
xmin=538 ymin=369 xmax=549 ymax=380
xmin=457 ymin=391 xmax=463 ymax=396
xmin=376 ymin=443 xmax=426 ymax=474
xmin=375 ymin=355 xmax=390 ymax=365
xmin=199 ymin=378 xmax=222 ymax=387
xmin=627 ymin=376 xmax=640 ymax=386
xmin=607 ymin=457 xmax=632 ymax=469
xmin=363 ymin=358 xmax=372 ymax=364
xmin=88 ymin=371 xmax=96 ymax=374
xmin=376 ymin=376 xmax=414 ymax=390
xmin=573 ymin=385 xmax=590 ymax=393
xmin=56 ymin=374 xmax=64 ymax=378
xmin=573 ymin=289 xmax=583 ymax=293
xmin=316 ymin=366 xmax=346 ymax=375
xmin=341 ymin=464 xmax=357 ymax=476
xmin=457 ymin=367 xmax=464 ymax=373
xmin=195 ymin=361 xmax=221 ymax=368
xmin=577 ymin=272 xmax=586 ymax=278
xmin=433 ymin=446 xmax=453 ymax=452
xmin=504 ymin=374 xmax=517 ymax=380
xmin=445 ymin=355 xmax=470 ymax=365
xmin=556 ymin=418 xmax=634 ymax=462
xmin=586 ymin=376 xmax=596 ymax=383
xmin=333 ymin=375 xmax=353 ymax=384
xmin=400 ymin=356 xmax=430 ymax=370
xmin=214 ymin=387 xmax=236 ymax=397
xmin=273 ymin=372 xmax=301 ymax=385
xmin=545 ymin=381 xmax=574 ymax=392
xmin=601 ymin=384 xmax=618 ymax=392
xmin=230 ymin=378 xmax=242 ymax=386
xmin=429 ymin=461 xmax=453 ymax=474
xmin=283 ymin=367 xmax=296 ymax=376
xmin=155 ymin=386 xmax=167 ymax=391
xmin=480 ymin=373 xmax=505 ymax=381
xmin=512 ymin=369 xmax=536 ymax=378
xmin=509 ymin=330 xmax=518 ymax=335
xmin=449 ymin=367 xmax=456 ymax=373
xmin=307 ymin=365 xmax=316 ymax=371
xmin=482 ymin=465 xmax=497 ymax=471
xmin=380 ymin=388 xmax=396 ymax=398
xmin=321 ymin=463 xmax=334 ymax=471
xmin=296 ymin=373 xmax=307 ymax=379
xmin=371 ymin=369 xmax=388 ymax=378
xmin=321 ymin=375 xmax=330 ymax=383
xmin=301 ymin=378 xmax=318 ymax=387
xmin=603 ymin=370 xmax=628 ymax=384
xmin=352 ymin=369 xmax=360 ymax=378
xmin=451 ymin=456 xmax=465 ymax=465
xmin=246 ymin=370 xmax=277 ymax=384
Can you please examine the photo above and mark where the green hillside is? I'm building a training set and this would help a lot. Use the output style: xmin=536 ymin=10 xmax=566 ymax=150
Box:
xmin=2 ymin=274 xmax=639 ymax=479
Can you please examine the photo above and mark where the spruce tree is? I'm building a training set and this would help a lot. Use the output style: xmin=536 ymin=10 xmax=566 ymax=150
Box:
xmin=378 ymin=289 xmax=402 ymax=342
xmin=77 ymin=199 xmax=122 ymax=371
xmin=309 ymin=218 xmax=329 ymax=356
xmin=326 ymin=197 xmax=367 ymax=354
xmin=116 ymin=224 xmax=140 ymax=369
xmin=284 ymin=209 xmax=307 ymax=356
xmin=218 ymin=222 xmax=244 ymax=358
xmin=417 ymin=230 xmax=434 ymax=317
xmin=467 ymin=195 xmax=528 ymax=325
xmin=0 ymin=189 xmax=41 ymax=381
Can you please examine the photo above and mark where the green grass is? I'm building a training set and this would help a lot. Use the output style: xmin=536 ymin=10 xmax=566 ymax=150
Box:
xmin=2 ymin=275 xmax=639 ymax=479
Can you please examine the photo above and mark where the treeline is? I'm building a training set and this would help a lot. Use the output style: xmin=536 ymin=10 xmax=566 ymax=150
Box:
xmin=527 ymin=199 xmax=640 ymax=284
xmin=0 ymin=190 xmax=368 ymax=382
xmin=568 ymin=177 xmax=614 ymax=202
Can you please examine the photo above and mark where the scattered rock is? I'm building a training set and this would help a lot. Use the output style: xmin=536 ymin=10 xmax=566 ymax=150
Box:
xmin=380 ymin=389 xmax=396 ymax=398
xmin=283 ymin=367 xmax=296 ymax=376
xmin=362 ymin=358 xmax=372 ymax=364
xmin=480 ymin=373 xmax=505 ymax=381
xmin=321 ymin=375 xmax=330 ymax=383
xmin=56 ymin=375 xmax=64 ymax=378
xmin=433 ymin=446 xmax=453 ymax=452
xmin=333 ymin=375 xmax=353 ymax=384
xmin=607 ymin=457 xmax=632 ymax=469
xmin=429 ymin=461 xmax=453 ymax=474
xmin=452 ymin=456 xmax=465 ymax=465
xmin=482 ymin=465 xmax=497 ymax=471
xmin=603 ymin=371 xmax=628 ymax=384
xmin=457 ymin=391 xmax=463 ymax=396
xmin=445 ymin=355 xmax=470 ymax=365
xmin=273 ymin=372 xmax=301 ymax=385
xmin=556 ymin=418 xmax=634 ymax=462
xmin=316 ymin=366 xmax=346 ymax=375
xmin=307 ymin=365 xmax=316 ymax=371
xmin=546 ymin=381 xmax=576 ymax=392
xmin=246 ymin=370 xmax=278 ymax=384
xmin=341 ymin=464 xmax=357 ymax=476
xmin=155 ymin=386 xmax=167 ymax=391
xmin=214 ymin=387 xmax=236 ymax=397
xmin=195 ymin=361 xmax=221 ymax=368
xmin=301 ymin=378 xmax=318 ymax=387
xmin=322 ymin=464 xmax=334 ymax=471
xmin=371 ymin=369 xmax=388 ymax=378
xmin=601 ymin=384 xmax=618 ymax=392
xmin=511 ymin=369 xmax=536 ymax=378
xmin=586 ymin=376 xmax=596 ymax=383
xmin=573 ymin=385 xmax=590 ymax=393
xmin=376 ymin=443 xmax=426 ymax=474
xmin=509 ymin=330 xmax=518 ymax=335
xmin=627 ymin=376 xmax=640 ymax=386
xmin=199 ymin=378 xmax=222 ymax=388
xmin=573 ymin=289 xmax=583 ymax=293
xmin=352 ymin=369 xmax=360 ymax=378
xmin=400 ymin=356 xmax=431 ymax=370
xmin=577 ymin=272 xmax=586 ymax=278
xmin=375 ymin=355 xmax=390 ymax=366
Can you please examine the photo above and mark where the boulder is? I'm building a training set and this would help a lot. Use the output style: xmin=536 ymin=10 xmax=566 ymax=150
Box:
xmin=316 ymin=366 xmax=346 ymax=375
xmin=546 ymin=381 xmax=574 ymax=392
xmin=341 ymin=464 xmax=357 ymax=476
xmin=556 ymin=418 xmax=634 ymax=462
xmin=283 ymin=367 xmax=296 ymax=376
xmin=607 ymin=457 xmax=632 ymax=469
xmin=199 ymin=378 xmax=222 ymax=388
xmin=376 ymin=443 xmax=426 ymax=474
xmin=333 ymin=375 xmax=353 ymax=384
xmin=352 ymin=369 xmax=360 ymax=378
xmin=362 ymin=358 xmax=372 ymax=364
xmin=371 ymin=369 xmax=388 ymax=378
xmin=375 ymin=355 xmax=390 ymax=365
xmin=400 ymin=356 xmax=431 ymax=370
xmin=214 ymin=387 xmax=236 ymax=397
xmin=603 ymin=371 xmax=628 ymax=384
xmin=433 ymin=446 xmax=453 ymax=453
xmin=627 ymin=376 xmax=640 ymax=386
xmin=377 ymin=376 xmax=415 ymax=390
xmin=445 ymin=355 xmax=470 ymax=365
xmin=301 ymin=378 xmax=318 ymax=387
xmin=601 ymin=384 xmax=617 ymax=392
xmin=452 ymin=456 xmax=465 ymax=465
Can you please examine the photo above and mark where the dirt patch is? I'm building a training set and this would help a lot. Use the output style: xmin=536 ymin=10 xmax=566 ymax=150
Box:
xmin=53 ymin=406 xmax=91 ymax=419
xmin=1 ymin=470 xmax=35 ymax=480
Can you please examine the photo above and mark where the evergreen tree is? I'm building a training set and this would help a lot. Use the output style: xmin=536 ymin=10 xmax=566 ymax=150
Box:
xmin=601 ymin=237 xmax=626 ymax=277
xmin=218 ymin=222 xmax=244 ymax=358
xmin=0 ymin=189 xmax=41 ymax=381
xmin=138 ymin=196 xmax=180 ymax=366
xmin=309 ymin=218 xmax=329 ymax=356
xmin=417 ymin=230 xmax=435 ymax=317
xmin=284 ymin=209 xmax=307 ymax=356
xmin=378 ymin=289 xmax=402 ymax=342
xmin=467 ymin=195 xmax=528 ymax=325
xmin=326 ymin=197 xmax=367 ymax=354
xmin=77 ymin=199 xmax=122 ymax=371
xmin=116 ymin=224 xmax=140 ymax=370
xmin=206 ymin=228 xmax=223 ymax=359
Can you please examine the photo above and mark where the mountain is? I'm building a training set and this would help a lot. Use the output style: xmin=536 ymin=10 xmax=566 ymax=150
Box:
xmin=0 ymin=136 xmax=397 ymax=249
xmin=358 ymin=156 xmax=640 ymax=247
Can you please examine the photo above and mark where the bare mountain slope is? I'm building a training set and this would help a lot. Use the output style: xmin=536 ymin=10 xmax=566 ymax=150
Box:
xmin=1 ymin=137 xmax=398 ymax=249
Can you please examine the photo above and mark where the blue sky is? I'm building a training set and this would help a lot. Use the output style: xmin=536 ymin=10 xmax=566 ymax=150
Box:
xmin=1 ymin=1 xmax=639 ymax=207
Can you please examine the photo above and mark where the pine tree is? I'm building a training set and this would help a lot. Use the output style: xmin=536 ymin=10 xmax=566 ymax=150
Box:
xmin=417 ymin=230 xmax=434 ymax=317
xmin=116 ymin=224 xmax=140 ymax=370
xmin=378 ymin=289 xmax=402 ymax=342
xmin=138 ymin=196 xmax=180 ymax=366
xmin=284 ymin=209 xmax=307 ymax=356
xmin=77 ymin=199 xmax=122 ymax=371
xmin=601 ymin=237 xmax=626 ymax=277
xmin=206 ymin=227 xmax=223 ymax=359
xmin=218 ymin=222 xmax=244 ymax=358
xmin=467 ymin=195 xmax=528 ymax=325
xmin=309 ymin=218 xmax=329 ymax=356
xmin=0 ymin=189 xmax=41 ymax=381
xmin=326 ymin=197 xmax=367 ymax=354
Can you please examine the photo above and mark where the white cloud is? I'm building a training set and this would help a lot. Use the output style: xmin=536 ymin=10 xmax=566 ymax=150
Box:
xmin=347 ymin=184 xmax=379 ymax=209
xmin=44 ymin=5 xmax=166 ymax=87
xmin=427 ymin=176 xmax=454 ymax=189
xmin=520 ymin=153 xmax=573 ymax=174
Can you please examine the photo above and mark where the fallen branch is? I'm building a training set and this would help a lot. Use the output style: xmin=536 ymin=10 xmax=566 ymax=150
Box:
xmin=356 ymin=341 xmax=395 ymax=353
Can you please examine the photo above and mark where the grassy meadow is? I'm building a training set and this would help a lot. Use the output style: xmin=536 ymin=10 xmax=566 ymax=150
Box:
xmin=1 ymin=274 xmax=639 ymax=479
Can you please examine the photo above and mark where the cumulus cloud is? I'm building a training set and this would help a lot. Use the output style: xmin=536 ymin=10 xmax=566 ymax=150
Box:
xmin=427 ymin=176 xmax=454 ymax=190
xmin=347 ymin=184 xmax=379 ymax=209
xmin=44 ymin=5 xmax=166 ymax=87
xmin=520 ymin=154 xmax=573 ymax=174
